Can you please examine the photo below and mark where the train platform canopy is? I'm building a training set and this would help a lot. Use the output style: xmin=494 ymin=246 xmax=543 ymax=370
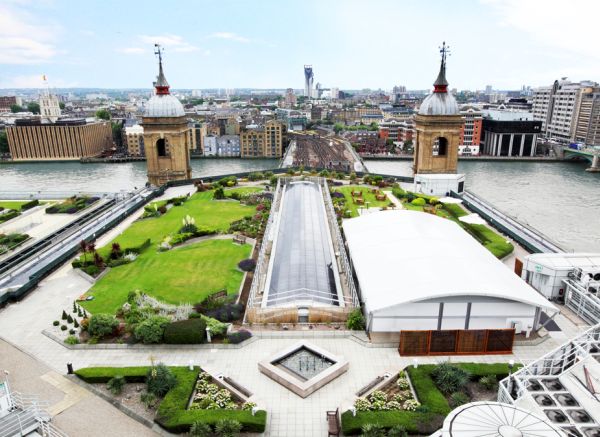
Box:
xmin=342 ymin=210 xmax=557 ymax=317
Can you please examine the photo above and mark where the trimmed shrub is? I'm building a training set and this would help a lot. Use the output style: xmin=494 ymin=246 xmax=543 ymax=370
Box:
xmin=124 ymin=238 xmax=151 ymax=255
xmin=147 ymin=364 xmax=177 ymax=397
xmin=134 ymin=316 xmax=170 ymax=344
xmin=213 ymin=187 xmax=225 ymax=200
xmin=411 ymin=197 xmax=426 ymax=206
xmin=203 ymin=316 xmax=228 ymax=337
xmin=479 ymin=375 xmax=498 ymax=390
xmin=163 ymin=318 xmax=207 ymax=344
xmin=60 ymin=325 xmax=67 ymax=331
xmin=53 ymin=320 xmax=60 ymax=326
xmin=107 ymin=375 xmax=126 ymax=395
xmin=21 ymin=199 xmax=40 ymax=210
xmin=64 ymin=335 xmax=79 ymax=345
xmin=204 ymin=303 xmax=244 ymax=323
xmin=75 ymin=366 xmax=149 ymax=384
xmin=346 ymin=308 xmax=365 ymax=330
xmin=62 ymin=310 xmax=68 ymax=320
xmin=226 ymin=329 xmax=252 ymax=344
xmin=0 ymin=210 xmax=19 ymax=223
xmin=443 ymin=203 xmax=467 ymax=218
xmin=237 ymin=258 xmax=256 ymax=272
xmin=88 ymin=313 xmax=119 ymax=338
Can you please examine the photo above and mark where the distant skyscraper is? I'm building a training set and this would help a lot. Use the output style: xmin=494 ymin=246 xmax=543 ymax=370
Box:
xmin=485 ymin=85 xmax=492 ymax=95
xmin=304 ymin=65 xmax=314 ymax=98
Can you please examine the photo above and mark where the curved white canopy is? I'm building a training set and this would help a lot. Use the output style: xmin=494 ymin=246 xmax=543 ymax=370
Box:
xmin=342 ymin=210 xmax=556 ymax=314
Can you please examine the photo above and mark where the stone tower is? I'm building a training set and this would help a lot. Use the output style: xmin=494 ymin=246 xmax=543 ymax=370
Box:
xmin=143 ymin=45 xmax=191 ymax=186
xmin=413 ymin=43 xmax=463 ymax=175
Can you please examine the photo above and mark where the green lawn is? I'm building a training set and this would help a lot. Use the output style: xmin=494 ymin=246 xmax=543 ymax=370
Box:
xmin=80 ymin=191 xmax=257 ymax=314
xmin=102 ymin=191 xmax=256 ymax=252
xmin=335 ymin=185 xmax=391 ymax=218
xmin=224 ymin=186 xmax=263 ymax=196
xmin=0 ymin=201 xmax=29 ymax=211
xmin=82 ymin=239 xmax=251 ymax=314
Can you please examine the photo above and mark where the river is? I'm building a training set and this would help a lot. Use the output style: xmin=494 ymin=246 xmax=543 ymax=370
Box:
xmin=0 ymin=158 xmax=598 ymax=252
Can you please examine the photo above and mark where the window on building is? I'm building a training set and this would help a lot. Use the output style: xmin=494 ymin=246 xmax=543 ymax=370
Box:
xmin=434 ymin=136 xmax=448 ymax=156
xmin=156 ymin=138 xmax=167 ymax=157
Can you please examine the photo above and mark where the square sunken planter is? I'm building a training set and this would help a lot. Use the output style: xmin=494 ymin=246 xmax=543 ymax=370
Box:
xmin=258 ymin=341 xmax=349 ymax=398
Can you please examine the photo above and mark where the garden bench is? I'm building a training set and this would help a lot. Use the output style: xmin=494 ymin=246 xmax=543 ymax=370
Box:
xmin=352 ymin=191 xmax=362 ymax=197
xmin=354 ymin=198 xmax=364 ymax=205
xmin=233 ymin=234 xmax=246 ymax=244
xmin=326 ymin=408 xmax=340 ymax=436
xmin=376 ymin=194 xmax=386 ymax=201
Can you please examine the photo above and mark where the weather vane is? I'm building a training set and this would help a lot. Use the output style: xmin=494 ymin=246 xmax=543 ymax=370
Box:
xmin=439 ymin=41 xmax=451 ymax=65
xmin=154 ymin=43 xmax=163 ymax=64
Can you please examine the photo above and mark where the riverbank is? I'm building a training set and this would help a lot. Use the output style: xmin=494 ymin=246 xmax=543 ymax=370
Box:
xmin=361 ymin=154 xmax=564 ymax=162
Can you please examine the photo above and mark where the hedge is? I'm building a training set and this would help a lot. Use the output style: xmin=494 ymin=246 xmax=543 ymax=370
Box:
xmin=76 ymin=366 xmax=267 ymax=433
xmin=342 ymin=363 xmax=514 ymax=435
xmin=123 ymin=238 xmax=151 ymax=254
xmin=75 ymin=366 xmax=149 ymax=383
xmin=0 ymin=210 xmax=19 ymax=223
xmin=443 ymin=203 xmax=467 ymax=219
xmin=464 ymin=223 xmax=514 ymax=259
xmin=163 ymin=318 xmax=206 ymax=344
xmin=21 ymin=199 xmax=40 ymax=210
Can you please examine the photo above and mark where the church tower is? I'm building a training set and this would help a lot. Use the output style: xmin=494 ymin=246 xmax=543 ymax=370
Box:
xmin=143 ymin=45 xmax=191 ymax=186
xmin=39 ymin=75 xmax=61 ymax=123
xmin=413 ymin=42 xmax=463 ymax=175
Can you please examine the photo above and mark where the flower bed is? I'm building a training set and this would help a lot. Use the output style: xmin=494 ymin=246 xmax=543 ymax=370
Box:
xmin=75 ymin=366 xmax=267 ymax=434
xmin=342 ymin=362 xmax=517 ymax=435
xmin=0 ymin=233 xmax=30 ymax=255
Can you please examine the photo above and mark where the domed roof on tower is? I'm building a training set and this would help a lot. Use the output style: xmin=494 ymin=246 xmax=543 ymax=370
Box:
xmin=418 ymin=42 xmax=458 ymax=116
xmin=144 ymin=44 xmax=185 ymax=118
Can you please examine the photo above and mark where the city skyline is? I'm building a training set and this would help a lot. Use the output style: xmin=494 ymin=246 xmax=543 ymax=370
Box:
xmin=2 ymin=0 xmax=600 ymax=91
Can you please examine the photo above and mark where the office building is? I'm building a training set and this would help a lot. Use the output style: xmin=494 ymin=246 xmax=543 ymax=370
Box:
xmin=304 ymin=65 xmax=314 ymax=98
xmin=480 ymin=110 xmax=541 ymax=156
xmin=574 ymin=87 xmax=600 ymax=145
xmin=7 ymin=119 xmax=112 ymax=160
xmin=532 ymin=79 xmax=599 ymax=142
xmin=0 ymin=96 xmax=18 ymax=112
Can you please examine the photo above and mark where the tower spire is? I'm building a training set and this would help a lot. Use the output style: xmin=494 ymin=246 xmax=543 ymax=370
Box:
xmin=433 ymin=41 xmax=449 ymax=93
xmin=154 ymin=44 xmax=170 ymax=95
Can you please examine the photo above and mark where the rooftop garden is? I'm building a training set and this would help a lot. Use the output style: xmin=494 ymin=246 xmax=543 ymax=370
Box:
xmin=74 ymin=365 xmax=266 ymax=435
xmin=0 ymin=233 xmax=30 ymax=255
xmin=0 ymin=199 xmax=40 ymax=223
xmin=78 ymin=187 xmax=264 ymax=315
xmin=46 ymin=196 xmax=99 ymax=214
xmin=342 ymin=362 xmax=520 ymax=436
xmin=332 ymin=185 xmax=393 ymax=218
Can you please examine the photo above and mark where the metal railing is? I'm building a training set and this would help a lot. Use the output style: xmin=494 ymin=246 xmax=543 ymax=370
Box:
xmin=563 ymin=278 xmax=600 ymax=325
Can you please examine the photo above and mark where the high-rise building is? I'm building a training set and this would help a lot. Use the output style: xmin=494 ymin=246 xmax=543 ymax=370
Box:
xmin=284 ymin=88 xmax=297 ymax=107
xmin=574 ymin=88 xmax=600 ymax=145
xmin=142 ymin=46 xmax=191 ymax=186
xmin=329 ymin=87 xmax=340 ymax=100
xmin=304 ymin=65 xmax=314 ymax=98
xmin=532 ymin=79 xmax=599 ymax=142
xmin=485 ymin=85 xmax=492 ymax=95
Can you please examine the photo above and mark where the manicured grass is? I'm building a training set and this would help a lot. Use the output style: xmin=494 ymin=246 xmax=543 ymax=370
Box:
xmin=342 ymin=363 xmax=515 ymax=435
xmin=224 ymin=186 xmax=263 ymax=196
xmin=101 ymin=191 xmax=255 ymax=252
xmin=82 ymin=239 xmax=251 ymax=314
xmin=75 ymin=366 xmax=267 ymax=434
xmin=0 ymin=201 xmax=29 ymax=211
xmin=335 ymin=185 xmax=391 ymax=218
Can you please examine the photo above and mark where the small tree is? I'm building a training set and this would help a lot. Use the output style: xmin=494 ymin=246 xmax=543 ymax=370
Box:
xmin=73 ymin=301 xmax=78 ymax=313
xmin=146 ymin=364 xmax=176 ymax=397
xmin=61 ymin=310 xmax=68 ymax=320
xmin=95 ymin=109 xmax=111 ymax=120
xmin=110 ymin=242 xmax=122 ymax=260
xmin=10 ymin=104 xmax=23 ymax=113
xmin=79 ymin=240 xmax=88 ymax=264
xmin=27 ymin=102 xmax=40 ymax=114
xmin=93 ymin=252 xmax=104 ymax=268
xmin=67 ymin=314 xmax=73 ymax=324
xmin=73 ymin=319 xmax=80 ymax=328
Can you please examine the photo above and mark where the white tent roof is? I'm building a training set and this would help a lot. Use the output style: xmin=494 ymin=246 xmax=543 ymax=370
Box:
xmin=342 ymin=210 xmax=556 ymax=314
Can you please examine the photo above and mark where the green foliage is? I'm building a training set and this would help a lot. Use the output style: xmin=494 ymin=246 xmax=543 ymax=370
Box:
xmin=67 ymin=314 xmax=73 ymax=324
xmin=10 ymin=104 xmax=23 ymax=113
xmin=411 ymin=197 xmax=426 ymax=206
xmin=479 ymin=375 xmax=498 ymax=391
xmin=75 ymin=367 xmax=149 ymax=384
xmin=64 ymin=335 xmax=79 ymax=345
xmin=464 ymin=223 xmax=514 ymax=259
xmin=147 ymin=364 xmax=177 ymax=397
xmin=107 ymin=375 xmax=126 ymax=395
xmin=387 ymin=425 xmax=408 ymax=437
xmin=431 ymin=362 xmax=471 ymax=395
xmin=346 ymin=308 xmax=365 ymax=330
xmin=190 ymin=421 xmax=212 ymax=436
xmin=95 ymin=109 xmax=111 ymax=120
xmin=88 ymin=313 xmax=118 ymax=338
xmin=62 ymin=310 xmax=68 ymax=320
xmin=27 ymin=102 xmax=40 ymax=114
xmin=53 ymin=320 xmax=59 ymax=326
xmin=247 ymin=172 xmax=264 ymax=181
xmin=361 ymin=423 xmax=386 ymax=436
xmin=163 ymin=318 xmax=207 ymax=344
xmin=141 ymin=391 xmax=157 ymax=409
xmin=213 ymin=187 xmax=225 ymax=200
xmin=0 ymin=210 xmax=19 ymax=224
xmin=203 ymin=316 xmax=228 ymax=337
xmin=21 ymin=199 xmax=39 ymax=211
xmin=134 ymin=316 xmax=170 ymax=344
xmin=215 ymin=419 xmax=242 ymax=437
xmin=60 ymin=325 xmax=67 ymax=331
xmin=443 ymin=203 xmax=467 ymax=218
xmin=449 ymin=392 xmax=469 ymax=408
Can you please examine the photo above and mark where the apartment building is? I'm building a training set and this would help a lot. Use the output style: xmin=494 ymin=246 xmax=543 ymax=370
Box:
xmin=458 ymin=106 xmax=482 ymax=156
xmin=574 ymin=88 xmax=600 ymax=146
xmin=125 ymin=124 xmax=145 ymax=156
xmin=240 ymin=119 xmax=285 ymax=158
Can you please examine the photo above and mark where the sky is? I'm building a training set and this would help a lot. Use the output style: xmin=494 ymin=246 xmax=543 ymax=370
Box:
xmin=1 ymin=0 xmax=600 ymax=91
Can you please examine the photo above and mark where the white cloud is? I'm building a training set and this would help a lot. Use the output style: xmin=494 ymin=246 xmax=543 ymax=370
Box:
xmin=138 ymin=34 xmax=199 ymax=52
xmin=208 ymin=32 xmax=250 ymax=43
xmin=0 ymin=3 xmax=60 ymax=64
xmin=117 ymin=47 xmax=146 ymax=55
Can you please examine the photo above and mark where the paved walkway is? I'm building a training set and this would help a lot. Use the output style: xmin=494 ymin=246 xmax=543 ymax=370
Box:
xmin=0 ymin=339 xmax=157 ymax=437
xmin=0 ymin=184 xmax=590 ymax=436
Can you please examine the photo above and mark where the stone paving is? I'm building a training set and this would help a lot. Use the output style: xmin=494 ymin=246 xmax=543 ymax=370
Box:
xmin=0 ymin=184 xmax=592 ymax=436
